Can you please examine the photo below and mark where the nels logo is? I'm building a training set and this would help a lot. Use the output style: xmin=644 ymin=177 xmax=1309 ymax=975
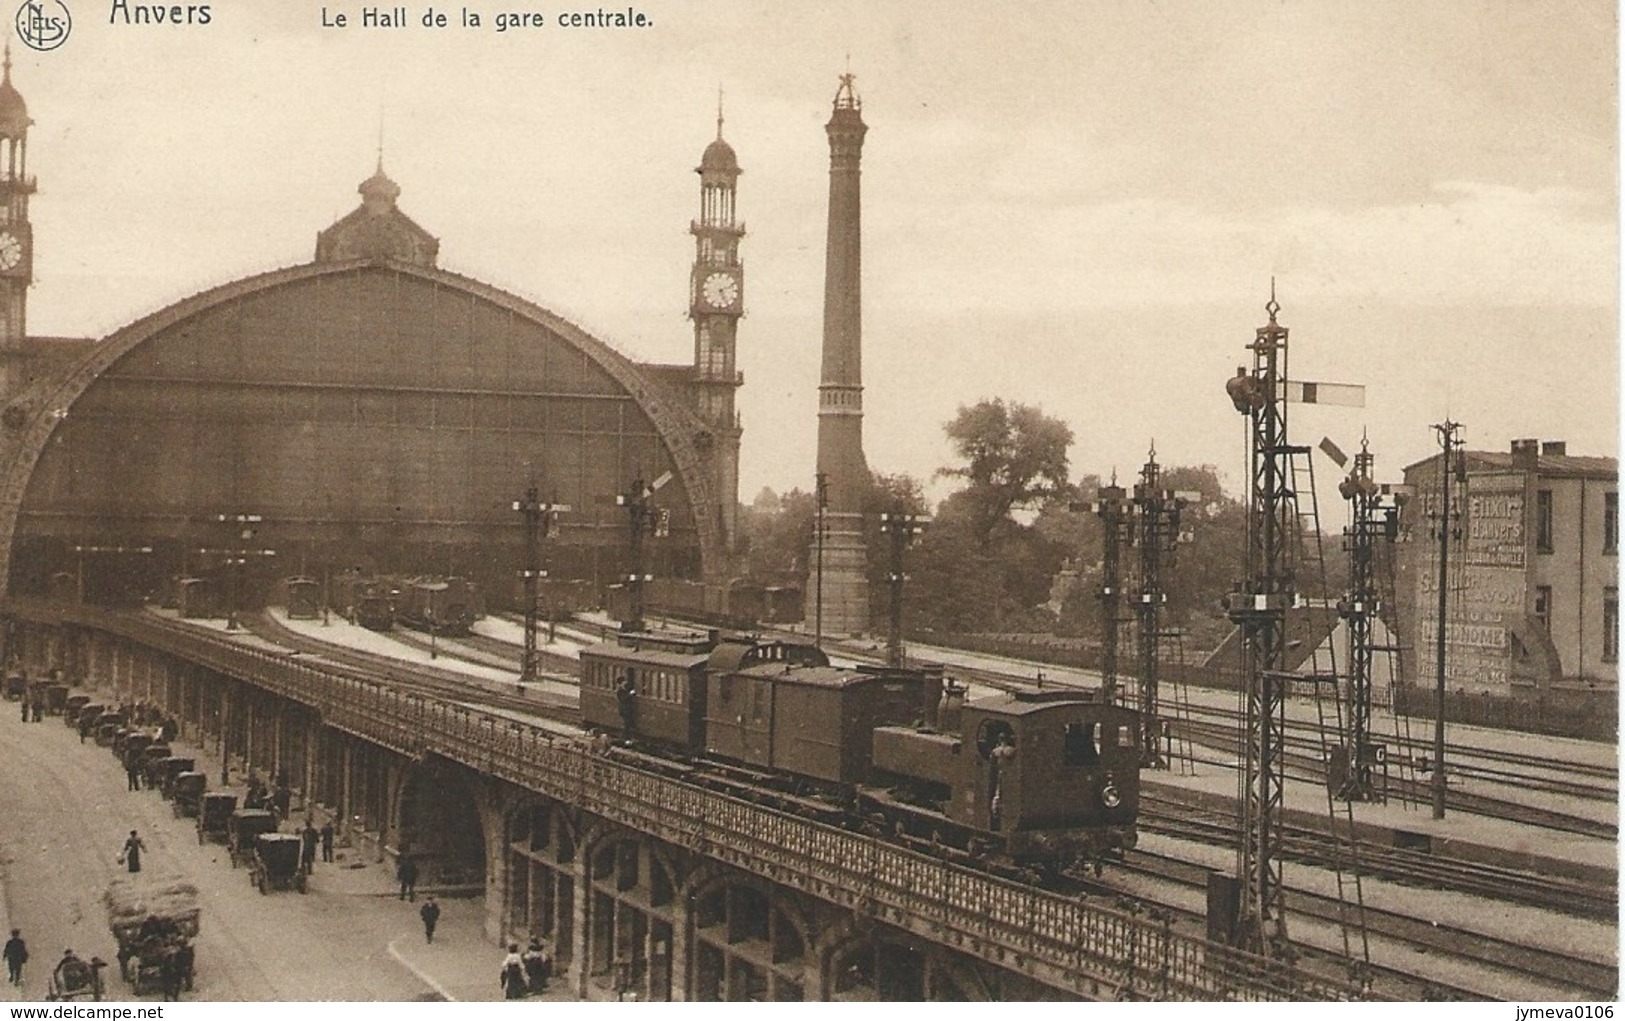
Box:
xmin=16 ymin=1 xmax=71 ymax=51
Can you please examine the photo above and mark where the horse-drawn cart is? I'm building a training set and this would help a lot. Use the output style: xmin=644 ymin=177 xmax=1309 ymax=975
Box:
xmin=104 ymin=877 xmax=198 ymax=996
xmin=172 ymin=772 xmax=207 ymax=818
xmin=198 ymin=792 xmax=238 ymax=844
xmin=250 ymin=833 xmax=307 ymax=894
xmin=227 ymin=809 xmax=279 ymax=868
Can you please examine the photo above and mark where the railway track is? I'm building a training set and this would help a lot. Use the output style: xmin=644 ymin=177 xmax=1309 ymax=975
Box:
xmin=1103 ymin=845 xmax=1617 ymax=1000
xmin=1170 ymin=716 xmax=1616 ymax=840
xmin=233 ymin=612 xmax=580 ymax=725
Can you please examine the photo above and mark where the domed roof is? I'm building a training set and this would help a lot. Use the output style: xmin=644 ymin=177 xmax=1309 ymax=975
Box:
xmin=0 ymin=50 xmax=31 ymax=138
xmin=358 ymin=162 xmax=401 ymax=204
xmin=699 ymin=136 xmax=738 ymax=173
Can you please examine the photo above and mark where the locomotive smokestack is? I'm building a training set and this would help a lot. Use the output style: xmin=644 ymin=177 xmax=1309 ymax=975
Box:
xmin=937 ymin=677 xmax=966 ymax=733
xmin=919 ymin=662 xmax=943 ymax=729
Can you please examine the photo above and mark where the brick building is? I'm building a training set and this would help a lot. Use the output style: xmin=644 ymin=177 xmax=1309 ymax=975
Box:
xmin=1396 ymin=438 xmax=1618 ymax=701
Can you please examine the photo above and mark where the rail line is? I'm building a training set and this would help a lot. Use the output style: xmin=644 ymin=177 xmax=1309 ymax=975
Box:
xmin=1136 ymin=789 xmax=1617 ymax=921
xmin=1102 ymin=845 xmax=1617 ymax=1000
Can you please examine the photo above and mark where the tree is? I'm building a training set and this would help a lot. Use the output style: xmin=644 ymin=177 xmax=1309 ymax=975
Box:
xmin=939 ymin=399 xmax=1073 ymax=543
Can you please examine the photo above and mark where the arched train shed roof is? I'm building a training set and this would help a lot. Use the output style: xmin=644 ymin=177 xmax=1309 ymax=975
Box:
xmin=0 ymin=256 xmax=722 ymax=588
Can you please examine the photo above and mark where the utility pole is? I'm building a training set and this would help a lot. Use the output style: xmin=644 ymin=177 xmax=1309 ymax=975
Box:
xmin=1334 ymin=438 xmax=1406 ymax=802
xmin=813 ymin=472 xmax=829 ymax=648
xmin=879 ymin=507 xmax=929 ymax=667
xmin=617 ymin=472 xmax=671 ymax=634
xmin=1429 ymin=421 xmax=1464 ymax=820
xmin=513 ymin=487 xmax=569 ymax=683
xmin=1132 ymin=448 xmax=1198 ymax=770
xmin=1220 ymin=287 xmax=1362 ymax=959
xmin=1086 ymin=477 xmax=1130 ymax=705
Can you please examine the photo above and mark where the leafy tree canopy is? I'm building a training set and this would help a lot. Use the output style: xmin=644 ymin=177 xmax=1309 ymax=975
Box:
xmin=938 ymin=398 xmax=1073 ymax=543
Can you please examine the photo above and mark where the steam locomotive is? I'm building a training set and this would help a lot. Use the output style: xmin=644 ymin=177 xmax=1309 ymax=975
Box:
xmin=580 ymin=631 xmax=1139 ymax=872
xmin=393 ymin=575 xmax=480 ymax=636
xmin=327 ymin=572 xmax=481 ymax=634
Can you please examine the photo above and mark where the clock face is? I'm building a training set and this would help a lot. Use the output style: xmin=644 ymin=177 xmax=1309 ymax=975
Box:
xmin=701 ymin=272 xmax=739 ymax=310
xmin=0 ymin=232 xmax=22 ymax=272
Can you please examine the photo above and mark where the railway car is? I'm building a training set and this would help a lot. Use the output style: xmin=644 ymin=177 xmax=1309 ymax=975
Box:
xmin=702 ymin=642 xmax=919 ymax=785
xmin=280 ymin=576 xmax=321 ymax=620
xmin=580 ymin=630 xmax=715 ymax=749
xmin=528 ymin=576 xmax=598 ymax=620
xmin=173 ymin=577 xmax=219 ymax=620
xmin=396 ymin=575 xmax=478 ymax=635
xmin=580 ymin=632 xmax=1140 ymax=873
xmin=332 ymin=571 xmax=396 ymax=630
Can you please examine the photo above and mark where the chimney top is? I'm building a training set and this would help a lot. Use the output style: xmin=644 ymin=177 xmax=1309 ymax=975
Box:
xmin=1541 ymin=440 xmax=1567 ymax=457
xmin=1511 ymin=438 xmax=1539 ymax=468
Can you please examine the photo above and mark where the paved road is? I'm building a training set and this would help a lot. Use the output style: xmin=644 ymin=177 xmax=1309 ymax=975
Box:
xmin=0 ymin=702 xmax=505 ymax=1002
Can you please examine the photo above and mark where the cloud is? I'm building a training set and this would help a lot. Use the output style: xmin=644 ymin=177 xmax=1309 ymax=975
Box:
xmin=868 ymin=179 xmax=1616 ymax=312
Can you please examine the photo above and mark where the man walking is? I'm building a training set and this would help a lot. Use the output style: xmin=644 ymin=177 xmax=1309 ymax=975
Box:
xmin=419 ymin=896 xmax=440 ymax=944
xmin=3 ymin=929 xmax=26 ymax=986
xmin=397 ymin=853 xmax=418 ymax=902
xmin=299 ymin=821 xmax=319 ymax=873
xmin=320 ymin=821 xmax=335 ymax=862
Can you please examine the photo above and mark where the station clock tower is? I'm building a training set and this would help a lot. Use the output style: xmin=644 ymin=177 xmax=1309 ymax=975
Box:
xmin=689 ymin=99 xmax=745 ymax=550
xmin=0 ymin=45 xmax=35 ymax=381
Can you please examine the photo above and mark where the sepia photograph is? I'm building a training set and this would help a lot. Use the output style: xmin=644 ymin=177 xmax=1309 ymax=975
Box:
xmin=0 ymin=0 xmax=1614 ymax=1008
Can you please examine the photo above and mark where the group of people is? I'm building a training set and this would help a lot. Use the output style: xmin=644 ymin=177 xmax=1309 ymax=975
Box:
xmin=242 ymin=771 xmax=293 ymax=821
xmin=3 ymin=932 xmax=111 ymax=1001
xmin=297 ymin=819 xmax=336 ymax=872
xmin=500 ymin=937 xmax=553 ymax=999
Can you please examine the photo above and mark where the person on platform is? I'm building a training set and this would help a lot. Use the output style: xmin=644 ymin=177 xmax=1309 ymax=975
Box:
xmin=419 ymin=896 xmax=440 ymax=944
xmin=120 ymin=830 xmax=146 ymax=873
xmin=3 ymin=929 xmax=26 ymax=986
xmin=320 ymin=821 xmax=335 ymax=862
xmin=500 ymin=943 xmax=526 ymax=999
xmin=615 ymin=672 xmax=637 ymax=741
xmin=397 ymin=853 xmax=418 ymax=902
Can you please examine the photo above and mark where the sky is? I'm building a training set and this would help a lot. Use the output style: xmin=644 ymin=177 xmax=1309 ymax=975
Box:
xmin=10 ymin=0 xmax=1619 ymax=514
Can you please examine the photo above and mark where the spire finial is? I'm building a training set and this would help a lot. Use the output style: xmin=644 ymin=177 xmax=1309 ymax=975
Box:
xmin=834 ymin=65 xmax=860 ymax=110
xmin=1148 ymin=438 xmax=1157 ymax=461
xmin=1265 ymin=276 xmax=1280 ymax=322
xmin=716 ymin=84 xmax=724 ymax=140
xmin=3 ymin=38 xmax=11 ymax=83
xmin=376 ymin=107 xmax=385 ymax=173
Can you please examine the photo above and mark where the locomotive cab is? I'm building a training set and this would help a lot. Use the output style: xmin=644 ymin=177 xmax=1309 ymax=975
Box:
xmin=874 ymin=689 xmax=1139 ymax=864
